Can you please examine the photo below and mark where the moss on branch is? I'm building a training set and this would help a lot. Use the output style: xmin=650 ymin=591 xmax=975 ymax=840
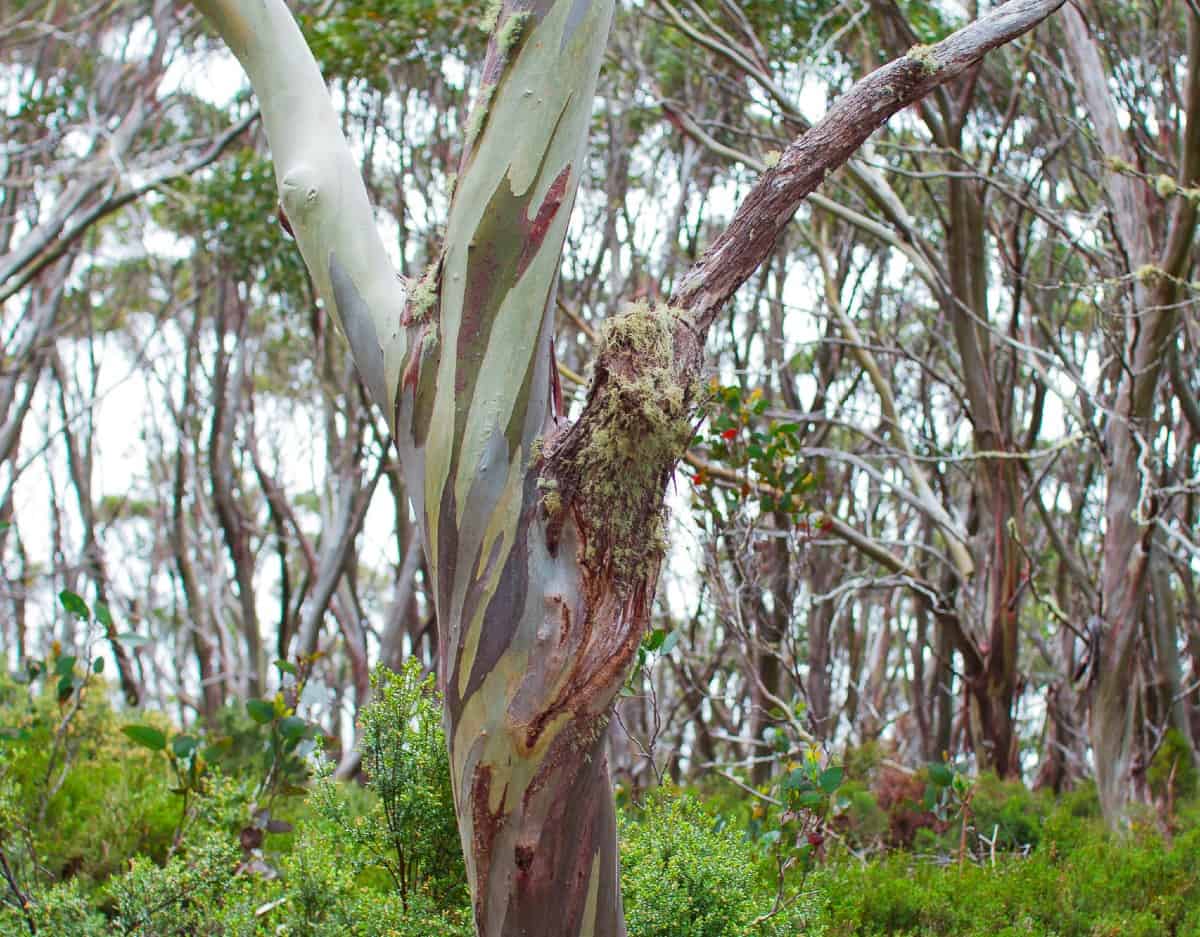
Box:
xmin=543 ymin=301 xmax=700 ymax=589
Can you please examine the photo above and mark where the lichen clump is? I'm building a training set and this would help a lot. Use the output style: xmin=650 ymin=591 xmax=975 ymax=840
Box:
xmin=498 ymin=10 xmax=530 ymax=54
xmin=406 ymin=261 xmax=440 ymax=322
xmin=464 ymin=82 xmax=495 ymax=150
xmin=907 ymin=44 xmax=940 ymax=76
xmin=1155 ymin=174 xmax=1178 ymax=199
xmin=537 ymin=476 xmax=562 ymax=516
xmin=552 ymin=301 xmax=698 ymax=586
xmin=479 ymin=0 xmax=502 ymax=33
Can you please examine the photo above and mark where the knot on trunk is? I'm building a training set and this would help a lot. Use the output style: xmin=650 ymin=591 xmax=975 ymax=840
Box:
xmin=541 ymin=300 xmax=702 ymax=595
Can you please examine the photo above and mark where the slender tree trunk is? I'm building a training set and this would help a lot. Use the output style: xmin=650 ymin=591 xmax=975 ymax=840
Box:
xmin=1063 ymin=1 xmax=1200 ymax=823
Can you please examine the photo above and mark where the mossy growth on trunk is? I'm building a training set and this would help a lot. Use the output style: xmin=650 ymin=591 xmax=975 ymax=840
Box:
xmin=543 ymin=300 xmax=700 ymax=591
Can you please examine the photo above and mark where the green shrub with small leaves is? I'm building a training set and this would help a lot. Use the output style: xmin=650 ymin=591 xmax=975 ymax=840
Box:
xmin=805 ymin=817 xmax=1200 ymax=937
xmin=620 ymin=790 xmax=786 ymax=937
xmin=309 ymin=660 xmax=464 ymax=909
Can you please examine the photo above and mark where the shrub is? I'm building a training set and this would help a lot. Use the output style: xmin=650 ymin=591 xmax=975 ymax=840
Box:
xmin=308 ymin=660 xmax=464 ymax=908
xmin=619 ymin=790 xmax=768 ymax=937
xmin=969 ymin=773 xmax=1050 ymax=852
xmin=0 ymin=664 xmax=180 ymax=888
xmin=804 ymin=814 xmax=1200 ymax=937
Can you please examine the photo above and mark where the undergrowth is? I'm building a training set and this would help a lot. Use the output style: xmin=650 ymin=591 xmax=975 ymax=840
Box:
xmin=2 ymin=646 xmax=1199 ymax=936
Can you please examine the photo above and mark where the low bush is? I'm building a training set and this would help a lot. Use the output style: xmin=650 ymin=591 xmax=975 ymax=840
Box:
xmin=3 ymin=636 xmax=1200 ymax=937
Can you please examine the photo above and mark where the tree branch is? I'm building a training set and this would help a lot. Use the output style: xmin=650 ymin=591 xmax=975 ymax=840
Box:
xmin=193 ymin=0 xmax=409 ymax=428
xmin=668 ymin=0 xmax=1068 ymax=331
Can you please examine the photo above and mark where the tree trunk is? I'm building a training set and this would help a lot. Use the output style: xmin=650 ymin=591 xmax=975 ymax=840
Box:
xmin=1063 ymin=1 xmax=1200 ymax=823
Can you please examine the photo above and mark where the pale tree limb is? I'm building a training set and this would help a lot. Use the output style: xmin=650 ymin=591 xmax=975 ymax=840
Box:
xmin=811 ymin=224 xmax=975 ymax=579
xmin=194 ymin=0 xmax=409 ymax=427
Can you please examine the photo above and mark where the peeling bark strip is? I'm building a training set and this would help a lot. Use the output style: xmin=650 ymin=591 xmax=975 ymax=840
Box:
xmin=196 ymin=0 xmax=1067 ymax=932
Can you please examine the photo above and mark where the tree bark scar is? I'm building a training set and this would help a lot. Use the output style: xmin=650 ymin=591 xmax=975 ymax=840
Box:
xmin=549 ymin=339 xmax=565 ymax=420
xmin=471 ymin=762 xmax=506 ymax=923
xmin=275 ymin=203 xmax=294 ymax=238
xmin=516 ymin=163 xmax=572 ymax=281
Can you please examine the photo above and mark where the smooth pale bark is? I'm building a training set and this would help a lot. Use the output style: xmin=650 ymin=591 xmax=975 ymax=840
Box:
xmin=192 ymin=0 xmax=410 ymax=426
xmin=1063 ymin=2 xmax=1200 ymax=824
xmin=196 ymin=0 xmax=1066 ymax=932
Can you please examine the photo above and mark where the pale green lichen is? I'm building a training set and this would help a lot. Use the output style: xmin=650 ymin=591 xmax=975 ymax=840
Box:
xmin=1103 ymin=154 xmax=1135 ymax=174
xmin=498 ymin=10 xmax=530 ymax=54
xmin=763 ymin=150 xmax=782 ymax=169
xmin=407 ymin=261 xmax=440 ymax=322
xmin=1155 ymin=174 xmax=1178 ymax=199
xmin=907 ymin=44 xmax=940 ymax=76
xmin=530 ymin=435 xmax=545 ymax=462
xmin=479 ymin=0 xmax=502 ymax=33
xmin=1136 ymin=264 xmax=1167 ymax=284
xmin=552 ymin=301 xmax=700 ymax=586
xmin=464 ymin=82 xmax=495 ymax=149
xmin=537 ymin=476 xmax=562 ymax=515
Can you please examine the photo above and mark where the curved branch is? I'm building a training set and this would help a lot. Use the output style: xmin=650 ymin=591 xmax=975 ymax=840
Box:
xmin=193 ymin=0 xmax=409 ymax=428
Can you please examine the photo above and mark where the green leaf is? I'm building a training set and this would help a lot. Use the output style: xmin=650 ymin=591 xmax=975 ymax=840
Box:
xmin=781 ymin=768 xmax=810 ymax=792
xmin=171 ymin=735 xmax=199 ymax=758
xmin=643 ymin=628 xmax=667 ymax=652
xmin=92 ymin=657 xmax=105 ymax=674
xmin=818 ymin=766 xmax=844 ymax=794
xmin=59 ymin=590 xmax=89 ymax=620
xmin=274 ymin=659 xmax=298 ymax=676
xmin=94 ymin=602 xmax=113 ymax=627
xmin=659 ymin=630 xmax=680 ymax=656
xmin=54 ymin=655 xmax=77 ymax=677
xmin=278 ymin=716 xmax=308 ymax=740
xmin=246 ymin=699 xmax=276 ymax=724
xmin=57 ymin=675 xmax=76 ymax=702
xmin=923 ymin=784 xmax=939 ymax=811
xmin=928 ymin=762 xmax=954 ymax=787
xmin=797 ymin=790 xmax=825 ymax=809
xmin=123 ymin=725 xmax=167 ymax=751
xmin=115 ymin=632 xmax=152 ymax=649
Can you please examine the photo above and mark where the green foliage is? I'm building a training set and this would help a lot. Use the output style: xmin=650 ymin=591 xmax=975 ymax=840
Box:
xmin=311 ymin=660 xmax=463 ymax=907
xmin=7 ymin=641 xmax=1200 ymax=937
xmin=169 ymin=148 xmax=309 ymax=299
xmin=0 ymin=662 xmax=181 ymax=889
xmin=692 ymin=381 xmax=820 ymax=526
xmin=106 ymin=832 xmax=257 ymax=936
xmin=833 ymin=781 xmax=889 ymax=848
xmin=620 ymin=791 xmax=776 ymax=937
xmin=805 ymin=811 xmax=1200 ymax=937
xmin=1148 ymin=729 xmax=1199 ymax=802
xmin=299 ymin=0 xmax=482 ymax=88
xmin=264 ymin=818 xmax=471 ymax=937
xmin=969 ymin=774 xmax=1051 ymax=852
xmin=0 ymin=879 xmax=107 ymax=937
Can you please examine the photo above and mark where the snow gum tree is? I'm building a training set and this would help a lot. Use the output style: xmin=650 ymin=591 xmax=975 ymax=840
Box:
xmin=192 ymin=0 xmax=1066 ymax=933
